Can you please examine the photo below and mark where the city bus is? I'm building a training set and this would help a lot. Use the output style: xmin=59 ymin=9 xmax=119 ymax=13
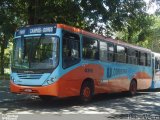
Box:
xmin=151 ymin=52 xmax=160 ymax=89
xmin=10 ymin=24 xmax=152 ymax=102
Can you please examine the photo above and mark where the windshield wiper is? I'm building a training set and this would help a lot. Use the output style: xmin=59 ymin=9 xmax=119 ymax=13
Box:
xmin=28 ymin=34 xmax=45 ymax=68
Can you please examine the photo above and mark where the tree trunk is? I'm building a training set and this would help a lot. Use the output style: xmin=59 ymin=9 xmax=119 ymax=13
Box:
xmin=28 ymin=0 xmax=41 ymax=25
xmin=0 ymin=37 xmax=5 ymax=75
xmin=127 ymin=27 xmax=132 ymax=43
xmin=28 ymin=0 xmax=36 ymax=25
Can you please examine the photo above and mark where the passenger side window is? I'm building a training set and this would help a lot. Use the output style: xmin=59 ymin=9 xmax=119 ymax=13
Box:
xmin=62 ymin=31 xmax=80 ymax=68
xmin=115 ymin=45 xmax=126 ymax=63
xmin=155 ymin=57 xmax=160 ymax=69
xmin=99 ymin=41 xmax=108 ymax=61
xmin=107 ymin=43 xmax=114 ymax=62
xmin=128 ymin=49 xmax=138 ymax=65
xmin=146 ymin=53 xmax=151 ymax=66
xmin=139 ymin=52 xmax=146 ymax=66
xmin=83 ymin=37 xmax=99 ymax=60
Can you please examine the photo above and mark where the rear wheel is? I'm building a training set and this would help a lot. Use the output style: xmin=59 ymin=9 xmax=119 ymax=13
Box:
xmin=129 ymin=80 xmax=137 ymax=96
xmin=80 ymin=81 xmax=94 ymax=102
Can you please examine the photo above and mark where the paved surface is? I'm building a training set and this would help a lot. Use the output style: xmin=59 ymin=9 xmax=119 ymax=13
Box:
xmin=1 ymin=80 xmax=160 ymax=120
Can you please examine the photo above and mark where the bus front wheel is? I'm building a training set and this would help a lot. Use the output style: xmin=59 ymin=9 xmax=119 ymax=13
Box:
xmin=80 ymin=81 xmax=94 ymax=102
xmin=129 ymin=80 xmax=137 ymax=96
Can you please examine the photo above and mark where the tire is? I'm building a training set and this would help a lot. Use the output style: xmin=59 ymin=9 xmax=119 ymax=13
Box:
xmin=129 ymin=80 xmax=137 ymax=96
xmin=80 ymin=81 xmax=94 ymax=103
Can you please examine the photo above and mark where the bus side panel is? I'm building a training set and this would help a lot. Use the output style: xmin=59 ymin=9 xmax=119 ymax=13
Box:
xmin=94 ymin=63 xmax=152 ymax=93
xmin=94 ymin=76 xmax=130 ymax=94
xmin=135 ymin=72 xmax=152 ymax=90
xmin=10 ymin=64 xmax=152 ymax=97
xmin=57 ymin=64 xmax=104 ymax=97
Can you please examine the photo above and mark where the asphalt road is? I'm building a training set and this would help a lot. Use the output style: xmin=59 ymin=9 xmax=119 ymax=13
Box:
xmin=1 ymin=80 xmax=160 ymax=120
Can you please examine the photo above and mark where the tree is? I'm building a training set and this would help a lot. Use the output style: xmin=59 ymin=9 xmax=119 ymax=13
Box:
xmin=79 ymin=0 xmax=152 ymax=38
xmin=0 ymin=0 xmax=18 ymax=75
xmin=0 ymin=0 xmax=157 ymax=75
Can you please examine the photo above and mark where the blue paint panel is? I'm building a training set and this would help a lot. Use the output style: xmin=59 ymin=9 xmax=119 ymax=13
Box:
xmin=100 ymin=61 xmax=152 ymax=81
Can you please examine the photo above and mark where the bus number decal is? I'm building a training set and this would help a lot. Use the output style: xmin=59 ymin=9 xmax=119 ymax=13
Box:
xmin=85 ymin=68 xmax=93 ymax=73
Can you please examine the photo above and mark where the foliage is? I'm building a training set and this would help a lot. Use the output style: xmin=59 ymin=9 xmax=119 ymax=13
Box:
xmin=0 ymin=0 xmax=159 ymax=74
xmin=148 ymin=15 xmax=160 ymax=52
xmin=0 ymin=0 xmax=17 ymax=75
xmin=115 ymin=15 xmax=154 ymax=45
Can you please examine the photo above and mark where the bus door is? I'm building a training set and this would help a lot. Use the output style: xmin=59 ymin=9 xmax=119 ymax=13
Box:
xmin=153 ymin=55 xmax=160 ymax=89
xmin=152 ymin=53 xmax=155 ymax=81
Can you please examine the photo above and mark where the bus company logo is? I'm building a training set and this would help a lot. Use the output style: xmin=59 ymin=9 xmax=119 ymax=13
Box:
xmin=2 ymin=114 xmax=18 ymax=120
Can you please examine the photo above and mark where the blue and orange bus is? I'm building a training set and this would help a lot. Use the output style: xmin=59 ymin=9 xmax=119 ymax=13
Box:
xmin=10 ymin=24 xmax=152 ymax=102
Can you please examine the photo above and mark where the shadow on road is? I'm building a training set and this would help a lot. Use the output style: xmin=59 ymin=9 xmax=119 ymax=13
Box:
xmin=1 ymin=80 xmax=160 ymax=117
xmin=0 ymin=92 xmax=158 ymax=114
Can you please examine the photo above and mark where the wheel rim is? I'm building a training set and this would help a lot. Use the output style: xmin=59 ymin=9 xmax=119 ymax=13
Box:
xmin=83 ymin=87 xmax=91 ymax=98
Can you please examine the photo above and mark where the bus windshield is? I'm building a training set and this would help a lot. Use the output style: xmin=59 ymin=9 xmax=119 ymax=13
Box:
xmin=12 ymin=36 xmax=59 ymax=70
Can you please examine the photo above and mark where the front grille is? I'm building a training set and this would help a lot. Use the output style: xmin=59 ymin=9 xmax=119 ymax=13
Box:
xmin=17 ymin=73 xmax=42 ymax=80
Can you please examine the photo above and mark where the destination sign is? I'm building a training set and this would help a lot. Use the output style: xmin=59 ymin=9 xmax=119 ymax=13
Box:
xmin=16 ymin=24 xmax=57 ymax=36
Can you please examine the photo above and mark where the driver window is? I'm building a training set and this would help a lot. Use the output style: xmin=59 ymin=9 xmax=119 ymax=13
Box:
xmin=62 ymin=31 xmax=80 ymax=69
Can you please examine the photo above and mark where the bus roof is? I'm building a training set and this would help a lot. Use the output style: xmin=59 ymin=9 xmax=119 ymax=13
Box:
xmin=16 ymin=23 xmax=151 ymax=53
xmin=57 ymin=24 xmax=151 ymax=53
xmin=152 ymin=52 xmax=160 ymax=57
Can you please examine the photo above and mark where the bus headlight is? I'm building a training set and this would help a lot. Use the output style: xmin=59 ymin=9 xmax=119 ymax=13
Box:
xmin=47 ymin=78 xmax=55 ymax=85
xmin=11 ymin=76 xmax=14 ymax=82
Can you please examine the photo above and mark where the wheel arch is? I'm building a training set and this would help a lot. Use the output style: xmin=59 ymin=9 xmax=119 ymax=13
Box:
xmin=80 ymin=78 xmax=95 ymax=94
xmin=131 ymin=78 xmax=137 ymax=84
xmin=129 ymin=78 xmax=138 ymax=96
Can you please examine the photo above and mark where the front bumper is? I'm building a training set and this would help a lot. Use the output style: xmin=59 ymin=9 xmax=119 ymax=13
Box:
xmin=10 ymin=80 xmax=58 ymax=96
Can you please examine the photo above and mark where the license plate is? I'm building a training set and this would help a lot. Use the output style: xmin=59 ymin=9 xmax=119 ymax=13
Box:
xmin=24 ymin=88 xmax=32 ymax=92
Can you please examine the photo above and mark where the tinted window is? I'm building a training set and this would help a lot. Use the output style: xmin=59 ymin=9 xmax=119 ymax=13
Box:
xmin=139 ymin=52 xmax=146 ymax=66
xmin=128 ymin=49 xmax=138 ymax=65
xmin=155 ymin=57 xmax=160 ymax=69
xmin=115 ymin=45 xmax=126 ymax=63
xmin=13 ymin=36 xmax=59 ymax=69
xmin=146 ymin=53 xmax=151 ymax=66
xmin=107 ymin=43 xmax=114 ymax=62
xmin=100 ymin=41 xmax=107 ymax=61
xmin=83 ymin=37 xmax=99 ymax=60
xmin=62 ymin=31 xmax=80 ymax=68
